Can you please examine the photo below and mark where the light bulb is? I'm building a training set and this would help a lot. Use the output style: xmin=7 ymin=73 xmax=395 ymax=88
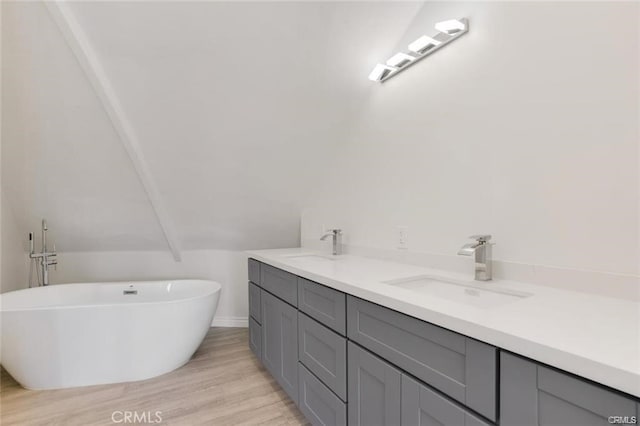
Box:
xmin=407 ymin=36 xmax=442 ymax=54
xmin=435 ymin=19 xmax=466 ymax=34
xmin=386 ymin=53 xmax=416 ymax=67
xmin=368 ymin=64 xmax=396 ymax=81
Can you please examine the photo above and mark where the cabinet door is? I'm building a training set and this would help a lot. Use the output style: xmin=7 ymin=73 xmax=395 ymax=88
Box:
xmin=501 ymin=352 xmax=638 ymax=426
xmin=261 ymin=291 xmax=299 ymax=404
xmin=248 ymin=317 xmax=261 ymax=359
xmin=402 ymin=375 xmax=490 ymax=426
xmin=348 ymin=342 xmax=401 ymax=426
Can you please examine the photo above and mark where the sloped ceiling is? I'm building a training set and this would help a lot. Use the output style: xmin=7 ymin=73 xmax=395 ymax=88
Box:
xmin=1 ymin=1 xmax=423 ymax=254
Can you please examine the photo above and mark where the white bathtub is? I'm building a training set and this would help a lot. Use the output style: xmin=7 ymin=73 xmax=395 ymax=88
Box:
xmin=0 ymin=280 xmax=221 ymax=390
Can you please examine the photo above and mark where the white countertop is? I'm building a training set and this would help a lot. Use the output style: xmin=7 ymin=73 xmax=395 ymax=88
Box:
xmin=247 ymin=248 xmax=640 ymax=398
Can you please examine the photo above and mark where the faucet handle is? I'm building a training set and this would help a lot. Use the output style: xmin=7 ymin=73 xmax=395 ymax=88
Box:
xmin=326 ymin=229 xmax=342 ymax=235
xmin=469 ymin=234 xmax=492 ymax=243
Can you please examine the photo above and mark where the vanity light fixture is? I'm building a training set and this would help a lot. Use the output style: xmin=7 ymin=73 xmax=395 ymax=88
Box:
xmin=386 ymin=52 xmax=416 ymax=68
xmin=368 ymin=63 xmax=396 ymax=81
xmin=408 ymin=35 xmax=441 ymax=54
xmin=368 ymin=17 xmax=469 ymax=83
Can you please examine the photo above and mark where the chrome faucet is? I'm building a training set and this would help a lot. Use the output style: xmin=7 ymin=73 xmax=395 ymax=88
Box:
xmin=458 ymin=235 xmax=492 ymax=281
xmin=29 ymin=219 xmax=57 ymax=286
xmin=320 ymin=229 xmax=343 ymax=256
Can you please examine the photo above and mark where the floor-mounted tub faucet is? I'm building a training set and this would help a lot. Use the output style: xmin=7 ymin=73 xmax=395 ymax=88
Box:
xmin=29 ymin=219 xmax=57 ymax=286
xmin=320 ymin=229 xmax=343 ymax=256
xmin=458 ymin=234 xmax=492 ymax=281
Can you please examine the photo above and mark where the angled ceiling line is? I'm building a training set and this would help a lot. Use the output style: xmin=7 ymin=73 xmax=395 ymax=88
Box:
xmin=44 ymin=1 xmax=182 ymax=261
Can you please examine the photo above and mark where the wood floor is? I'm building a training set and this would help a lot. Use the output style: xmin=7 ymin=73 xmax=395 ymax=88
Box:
xmin=0 ymin=328 xmax=308 ymax=425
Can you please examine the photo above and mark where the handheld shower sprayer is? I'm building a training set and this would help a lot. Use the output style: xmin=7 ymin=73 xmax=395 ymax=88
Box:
xmin=42 ymin=219 xmax=48 ymax=252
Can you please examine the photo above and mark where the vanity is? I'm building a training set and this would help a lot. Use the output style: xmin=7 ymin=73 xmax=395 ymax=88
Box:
xmin=246 ymin=250 xmax=640 ymax=426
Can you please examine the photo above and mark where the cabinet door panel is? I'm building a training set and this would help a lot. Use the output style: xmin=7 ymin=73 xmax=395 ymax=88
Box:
xmin=261 ymin=292 xmax=280 ymax=376
xmin=402 ymin=375 xmax=490 ymax=426
xmin=248 ymin=317 xmax=261 ymax=359
xmin=261 ymin=291 xmax=298 ymax=404
xmin=280 ymin=301 xmax=298 ymax=402
xmin=348 ymin=342 xmax=401 ymax=426
xmin=500 ymin=352 xmax=637 ymax=426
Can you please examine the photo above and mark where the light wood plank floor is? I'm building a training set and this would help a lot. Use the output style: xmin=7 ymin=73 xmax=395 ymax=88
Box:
xmin=0 ymin=328 xmax=308 ymax=425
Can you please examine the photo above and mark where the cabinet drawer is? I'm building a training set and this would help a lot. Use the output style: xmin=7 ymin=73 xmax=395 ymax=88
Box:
xmin=260 ymin=264 xmax=298 ymax=306
xmin=501 ymin=352 xmax=638 ymax=426
xmin=298 ymin=312 xmax=347 ymax=401
xmin=299 ymin=363 xmax=347 ymax=426
xmin=298 ymin=278 xmax=346 ymax=335
xmin=248 ymin=258 xmax=261 ymax=284
xmin=249 ymin=317 xmax=261 ymax=360
xmin=347 ymin=296 xmax=497 ymax=421
xmin=402 ymin=375 xmax=490 ymax=426
xmin=249 ymin=282 xmax=261 ymax=323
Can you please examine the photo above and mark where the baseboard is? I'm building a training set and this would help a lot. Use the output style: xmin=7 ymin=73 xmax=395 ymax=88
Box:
xmin=211 ymin=316 xmax=248 ymax=328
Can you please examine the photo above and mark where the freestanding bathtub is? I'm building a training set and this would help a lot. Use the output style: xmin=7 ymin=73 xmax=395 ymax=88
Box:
xmin=0 ymin=280 xmax=221 ymax=390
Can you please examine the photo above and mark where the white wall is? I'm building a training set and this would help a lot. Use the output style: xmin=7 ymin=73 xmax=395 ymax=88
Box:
xmin=1 ymin=0 xmax=3 ymax=292
xmin=303 ymin=2 xmax=639 ymax=282
xmin=0 ymin=0 xmax=28 ymax=294
xmin=0 ymin=205 xmax=27 ymax=293
xmin=0 ymin=0 xmax=2 ymax=292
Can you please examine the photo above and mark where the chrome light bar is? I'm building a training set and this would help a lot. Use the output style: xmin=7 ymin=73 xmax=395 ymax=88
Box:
xmin=369 ymin=18 xmax=469 ymax=83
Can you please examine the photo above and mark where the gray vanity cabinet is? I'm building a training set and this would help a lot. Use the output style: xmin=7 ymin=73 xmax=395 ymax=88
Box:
xmin=348 ymin=342 xmax=402 ymax=426
xmin=500 ymin=352 xmax=638 ymax=426
xmin=261 ymin=290 xmax=299 ymax=404
xmin=249 ymin=259 xmax=640 ymax=426
xmin=402 ymin=375 xmax=490 ymax=426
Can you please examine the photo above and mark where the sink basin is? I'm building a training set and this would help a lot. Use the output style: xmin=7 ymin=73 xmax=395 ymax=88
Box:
xmin=382 ymin=275 xmax=531 ymax=309
xmin=282 ymin=254 xmax=337 ymax=262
